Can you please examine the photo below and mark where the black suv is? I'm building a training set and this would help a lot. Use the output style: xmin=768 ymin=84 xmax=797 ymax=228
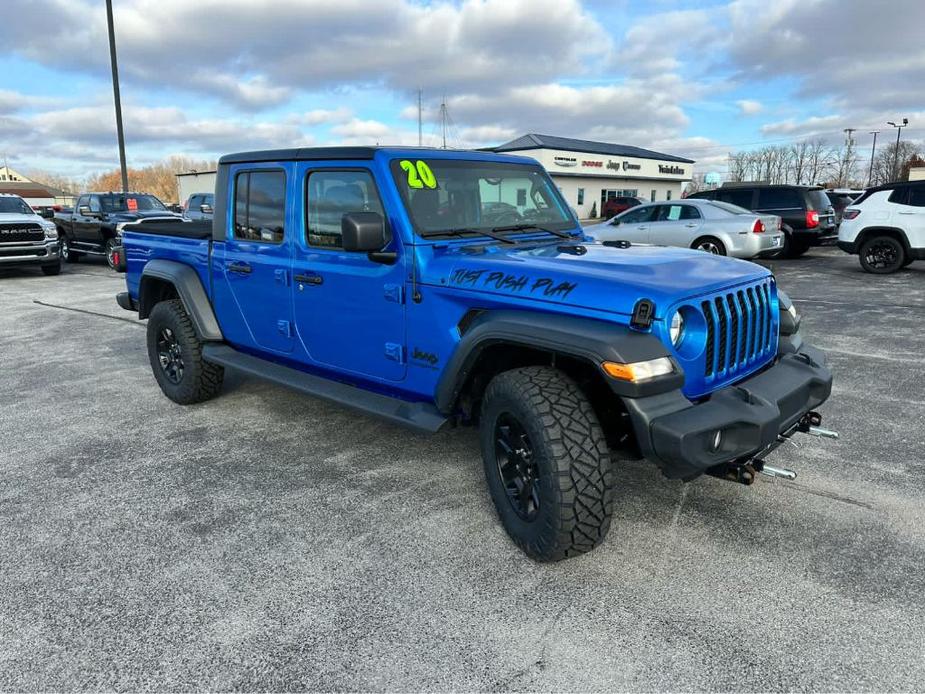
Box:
xmin=688 ymin=184 xmax=836 ymax=257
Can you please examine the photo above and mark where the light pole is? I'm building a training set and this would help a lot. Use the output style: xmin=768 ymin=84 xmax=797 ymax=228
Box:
xmin=867 ymin=130 xmax=879 ymax=186
xmin=887 ymin=118 xmax=908 ymax=182
xmin=106 ymin=0 xmax=128 ymax=194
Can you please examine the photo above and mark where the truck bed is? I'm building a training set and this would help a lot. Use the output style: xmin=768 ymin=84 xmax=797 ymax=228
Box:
xmin=121 ymin=218 xmax=212 ymax=239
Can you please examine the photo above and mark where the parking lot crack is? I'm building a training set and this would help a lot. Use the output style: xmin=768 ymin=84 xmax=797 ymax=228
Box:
xmin=32 ymin=299 xmax=145 ymax=327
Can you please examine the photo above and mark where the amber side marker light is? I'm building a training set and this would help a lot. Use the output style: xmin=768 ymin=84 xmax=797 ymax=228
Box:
xmin=602 ymin=357 xmax=674 ymax=382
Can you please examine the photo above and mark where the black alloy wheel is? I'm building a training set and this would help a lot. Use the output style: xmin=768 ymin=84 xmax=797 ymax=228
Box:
xmin=156 ymin=327 xmax=184 ymax=384
xmin=860 ymin=236 xmax=905 ymax=274
xmin=494 ymin=413 xmax=541 ymax=521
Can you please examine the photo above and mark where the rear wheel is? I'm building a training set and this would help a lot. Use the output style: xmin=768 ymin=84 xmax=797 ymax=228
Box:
xmin=479 ymin=366 xmax=615 ymax=561
xmin=859 ymin=235 xmax=905 ymax=274
xmin=60 ymin=236 xmax=79 ymax=263
xmin=146 ymin=299 xmax=224 ymax=404
xmin=692 ymin=236 xmax=726 ymax=255
xmin=781 ymin=234 xmax=809 ymax=258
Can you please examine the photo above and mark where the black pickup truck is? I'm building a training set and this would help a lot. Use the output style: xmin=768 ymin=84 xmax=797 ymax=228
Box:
xmin=54 ymin=192 xmax=180 ymax=268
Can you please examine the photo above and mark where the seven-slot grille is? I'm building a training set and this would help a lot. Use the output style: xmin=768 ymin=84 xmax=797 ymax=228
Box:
xmin=0 ymin=223 xmax=45 ymax=244
xmin=701 ymin=280 xmax=775 ymax=379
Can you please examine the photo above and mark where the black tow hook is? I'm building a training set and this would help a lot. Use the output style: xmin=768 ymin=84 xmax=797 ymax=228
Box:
xmin=707 ymin=461 xmax=758 ymax=485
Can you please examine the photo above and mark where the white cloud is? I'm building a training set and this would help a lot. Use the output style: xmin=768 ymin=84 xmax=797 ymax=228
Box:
xmin=737 ymin=99 xmax=763 ymax=116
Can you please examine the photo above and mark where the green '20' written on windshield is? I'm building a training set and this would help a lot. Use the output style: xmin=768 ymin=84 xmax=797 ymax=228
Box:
xmin=399 ymin=160 xmax=438 ymax=189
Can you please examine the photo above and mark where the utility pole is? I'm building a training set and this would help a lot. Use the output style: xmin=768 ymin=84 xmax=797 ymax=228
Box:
xmin=867 ymin=131 xmax=879 ymax=186
xmin=440 ymin=96 xmax=447 ymax=149
xmin=842 ymin=128 xmax=856 ymax=187
xmin=887 ymin=118 xmax=909 ymax=182
xmin=105 ymin=0 xmax=129 ymax=194
xmin=417 ymin=88 xmax=423 ymax=147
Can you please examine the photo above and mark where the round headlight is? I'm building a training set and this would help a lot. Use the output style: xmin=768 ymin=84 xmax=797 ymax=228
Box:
xmin=670 ymin=310 xmax=684 ymax=346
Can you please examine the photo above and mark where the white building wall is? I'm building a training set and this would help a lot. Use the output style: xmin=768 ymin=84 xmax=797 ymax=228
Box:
xmin=510 ymin=147 xmax=691 ymax=219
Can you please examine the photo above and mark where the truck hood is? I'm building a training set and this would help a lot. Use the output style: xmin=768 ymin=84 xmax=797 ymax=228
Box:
xmin=110 ymin=210 xmax=181 ymax=222
xmin=427 ymin=241 xmax=772 ymax=318
xmin=0 ymin=213 xmax=48 ymax=225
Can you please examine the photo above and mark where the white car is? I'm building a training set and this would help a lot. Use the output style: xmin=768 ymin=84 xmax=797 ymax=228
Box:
xmin=0 ymin=193 xmax=61 ymax=275
xmin=838 ymin=181 xmax=925 ymax=273
xmin=583 ymin=199 xmax=783 ymax=259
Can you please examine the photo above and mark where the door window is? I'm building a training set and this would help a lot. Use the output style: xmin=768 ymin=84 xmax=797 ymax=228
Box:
xmin=306 ymin=170 xmax=384 ymax=248
xmin=716 ymin=189 xmax=754 ymax=209
xmin=619 ymin=206 xmax=657 ymax=224
xmin=76 ymin=196 xmax=89 ymax=212
xmin=88 ymin=196 xmax=102 ymax=213
xmin=233 ymin=170 xmax=286 ymax=243
xmin=758 ymin=188 xmax=802 ymax=209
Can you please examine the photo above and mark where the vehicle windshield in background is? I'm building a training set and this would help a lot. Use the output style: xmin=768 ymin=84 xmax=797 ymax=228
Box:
xmin=389 ymin=159 xmax=574 ymax=236
xmin=0 ymin=197 xmax=36 ymax=215
xmin=101 ymin=194 xmax=167 ymax=213
xmin=708 ymin=200 xmax=752 ymax=215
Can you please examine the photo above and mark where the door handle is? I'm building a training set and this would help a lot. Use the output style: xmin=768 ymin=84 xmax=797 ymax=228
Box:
xmin=637 ymin=225 xmax=648 ymax=230
xmin=897 ymin=211 xmax=917 ymax=215
xmin=685 ymin=223 xmax=698 ymax=227
xmin=295 ymin=273 xmax=323 ymax=285
xmin=228 ymin=261 xmax=252 ymax=274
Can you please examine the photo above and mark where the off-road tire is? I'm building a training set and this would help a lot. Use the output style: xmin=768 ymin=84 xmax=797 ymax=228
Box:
xmin=146 ymin=299 xmax=224 ymax=404
xmin=691 ymin=236 xmax=726 ymax=255
xmin=41 ymin=261 xmax=62 ymax=276
xmin=60 ymin=235 xmax=80 ymax=263
xmin=480 ymin=366 xmax=615 ymax=561
xmin=859 ymin=235 xmax=905 ymax=274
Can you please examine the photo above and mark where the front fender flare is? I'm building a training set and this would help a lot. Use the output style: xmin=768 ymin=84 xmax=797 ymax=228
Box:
xmin=138 ymin=259 xmax=223 ymax=341
xmin=434 ymin=310 xmax=683 ymax=413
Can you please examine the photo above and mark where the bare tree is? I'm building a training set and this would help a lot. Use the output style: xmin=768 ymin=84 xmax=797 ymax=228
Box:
xmin=870 ymin=141 xmax=922 ymax=185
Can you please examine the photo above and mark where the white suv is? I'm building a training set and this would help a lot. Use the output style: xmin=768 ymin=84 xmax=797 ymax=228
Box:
xmin=838 ymin=181 xmax=925 ymax=273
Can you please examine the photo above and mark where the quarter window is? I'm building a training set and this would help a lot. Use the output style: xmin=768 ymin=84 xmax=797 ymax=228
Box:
xmin=234 ymin=170 xmax=286 ymax=243
xmin=306 ymin=170 xmax=384 ymax=248
xmin=907 ymin=187 xmax=925 ymax=207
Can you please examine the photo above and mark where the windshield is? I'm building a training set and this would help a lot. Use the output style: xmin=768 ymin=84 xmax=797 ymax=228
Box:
xmin=389 ymin=158 xmax=574 ymax=237
xmin=0 ymin=197 xmax=36 ymax=215
xmin=708 ymin=200 xmax=752 ymax=215
xmin=100 ymin=193 xmax=167 ymax=213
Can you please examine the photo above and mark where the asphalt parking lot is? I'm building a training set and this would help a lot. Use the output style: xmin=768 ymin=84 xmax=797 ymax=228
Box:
xmin=1 ymin=248 xmax=923 ymax=691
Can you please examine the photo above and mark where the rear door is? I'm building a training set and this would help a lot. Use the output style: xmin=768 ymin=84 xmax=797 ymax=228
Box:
xmin=291 ymin=164 xmax=407 ymax=382
xmin=894 ymin=185 xmax=925 ymax=247
xmin=716 ymin=188 xmax=755 ymax=211
xmin=219 ymin=167 xmax=295 ymax=354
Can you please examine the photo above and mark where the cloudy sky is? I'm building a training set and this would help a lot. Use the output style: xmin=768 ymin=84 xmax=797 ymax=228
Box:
xmin=1 ymin=0 xmax=923 ymax=178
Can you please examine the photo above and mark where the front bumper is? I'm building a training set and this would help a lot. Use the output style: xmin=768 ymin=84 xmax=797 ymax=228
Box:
xmin=0 ymin=240 xmax=60 ymax=266
xmin=624 ymin=344 xmax=832 ymax=480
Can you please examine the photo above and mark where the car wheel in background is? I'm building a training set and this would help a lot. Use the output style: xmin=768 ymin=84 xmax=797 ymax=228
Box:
xmin=41 ymin=261 xmax=62 ymax=276
xmin=105 ymin=238 xmax=119 ymax=269
xmin=146 ymin=299 xmax=224 ymax=404
xmin=691 ymin=236 xmax=726 ymax=255
xmin=60 ymin=236 xmax=79 ymax=263
xmin=782 ymin=236 xmax=810 ymax=258
xmin=479 ymin=366 xmax=615 ymax=562
xmin=859 ymin=235 xmax=906 ymax=274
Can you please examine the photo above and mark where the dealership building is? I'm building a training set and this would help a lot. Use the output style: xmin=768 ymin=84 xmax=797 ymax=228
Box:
xmin=176 ymin=133 xmax=694 ymax=220
xmin=487 ymin=133 xmax=694 ymax=218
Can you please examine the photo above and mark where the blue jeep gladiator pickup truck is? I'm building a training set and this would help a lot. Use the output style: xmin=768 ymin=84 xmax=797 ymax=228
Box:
xmin=115 ymin=146 xmax=834 ymax=561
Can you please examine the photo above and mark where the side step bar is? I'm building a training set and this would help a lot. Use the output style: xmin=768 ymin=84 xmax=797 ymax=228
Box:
xmin=202 ymin=344 xmax=448 ymax=434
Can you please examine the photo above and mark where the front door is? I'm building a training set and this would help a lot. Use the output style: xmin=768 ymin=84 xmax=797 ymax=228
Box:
xmin=292 ymin=165 xmax=406 ymax=382
xmin=611 ymin=205 xmax=656 ymax=243
xmin=221 ymin=167 xmax=294 ymax=354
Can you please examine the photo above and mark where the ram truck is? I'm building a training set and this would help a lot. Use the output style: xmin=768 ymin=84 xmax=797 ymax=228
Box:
xmin=55 ymin=191 xmax=180 ymax=268
xmin=115 ymin=147 xmax=835 ymax=561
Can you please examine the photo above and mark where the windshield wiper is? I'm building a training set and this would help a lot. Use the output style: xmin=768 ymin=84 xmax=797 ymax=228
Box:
xmin=490 ymin=223 xmax=572 ymax=239
xmin=421 ymin=227 xmax=517 ymax=244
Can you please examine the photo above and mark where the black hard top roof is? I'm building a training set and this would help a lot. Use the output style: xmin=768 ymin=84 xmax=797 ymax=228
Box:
xmin=219 ymin=147 xmax=378 ymax=164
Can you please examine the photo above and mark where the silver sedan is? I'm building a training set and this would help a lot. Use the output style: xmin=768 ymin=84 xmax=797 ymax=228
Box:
xmin=583 ymin=199 xmax=784 ymax=258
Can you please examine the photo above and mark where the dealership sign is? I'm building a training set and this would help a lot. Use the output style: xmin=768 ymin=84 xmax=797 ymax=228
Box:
xmin=659 ymin=164 xmax=685 ymax=175
xmin=553 ymin=156 xmax=577 ymax=167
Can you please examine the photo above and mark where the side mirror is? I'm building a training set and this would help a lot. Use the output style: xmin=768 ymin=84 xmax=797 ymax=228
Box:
xmin=200 ymin=203 xmax=213 ymax=214
xmin=78 ymin=205 xmax=92 ymax=216
xmin=342 ymin=212 xmax=387 ymax=252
